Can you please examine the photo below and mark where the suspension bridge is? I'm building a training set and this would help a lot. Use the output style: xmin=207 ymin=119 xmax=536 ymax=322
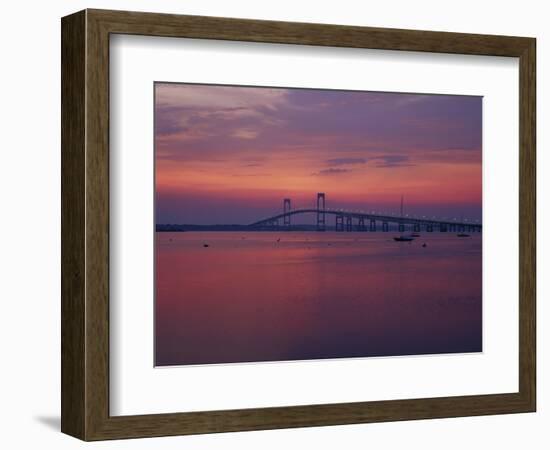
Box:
xmin=249 ymin=193 xmax=482 ymax=233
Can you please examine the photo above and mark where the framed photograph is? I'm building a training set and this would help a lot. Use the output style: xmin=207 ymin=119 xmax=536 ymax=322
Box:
xmin=61 ymin=9 xmax=536 ymax=440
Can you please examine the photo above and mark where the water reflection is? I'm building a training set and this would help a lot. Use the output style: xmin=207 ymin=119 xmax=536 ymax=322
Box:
xmin=155 ymin=232 xmax=482 ymax=366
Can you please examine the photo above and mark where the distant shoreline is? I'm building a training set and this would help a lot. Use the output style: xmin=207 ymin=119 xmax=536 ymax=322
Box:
xmin=156 ymin=224 xmax=416 ymax=232
xmin=157 ymin=224 xmax=327 ymax=232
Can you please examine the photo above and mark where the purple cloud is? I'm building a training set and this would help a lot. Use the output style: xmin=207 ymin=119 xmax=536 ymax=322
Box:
xmin=326 ymin=157 xmax=367 ymax=166
xmin=314 ymin=168 xmax=352 ymax=176
xmin=370 ymin=155 xmax=413 ymax=168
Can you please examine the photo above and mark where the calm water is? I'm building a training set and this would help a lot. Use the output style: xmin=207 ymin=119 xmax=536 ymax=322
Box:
xmin=155 ymin=231 xmax=482 ymax=366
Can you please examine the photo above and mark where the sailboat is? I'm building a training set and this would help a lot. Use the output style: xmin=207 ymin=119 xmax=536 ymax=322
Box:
xmin=394 ymin=195 xmax=415 ymax=242
xmin=456 ymin=214 xmax=470 ymax=237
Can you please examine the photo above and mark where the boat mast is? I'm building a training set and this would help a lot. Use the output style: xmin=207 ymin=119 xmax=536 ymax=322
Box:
xmin=400 ymin=195 xmax=404 ymax=217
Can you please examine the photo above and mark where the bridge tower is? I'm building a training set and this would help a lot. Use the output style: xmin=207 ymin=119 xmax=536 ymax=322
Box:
xmin=283 ymin=198 xmax=291 ymax=227
xmin=317 ymin=193 xmax=326 ymax=231
xmin=398 ymin=195 xmax=405 ymax=233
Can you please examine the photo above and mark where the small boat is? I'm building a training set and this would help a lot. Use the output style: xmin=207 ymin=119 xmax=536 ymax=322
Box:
xmin=394 ymin=235 xmax=414 ymax=242
xmin=394 ymin=197 xmax=414 ymax=242
xmin=456 ymin=214 xmax=470 ymax=237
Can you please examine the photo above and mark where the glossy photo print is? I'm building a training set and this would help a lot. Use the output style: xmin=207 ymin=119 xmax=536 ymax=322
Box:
xmin=154 ymin=82 xmax=482 ymax=367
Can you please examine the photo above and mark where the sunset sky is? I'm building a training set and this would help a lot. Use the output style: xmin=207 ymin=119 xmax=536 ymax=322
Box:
xmin=155 ymin=83 xmax=482 ymax=225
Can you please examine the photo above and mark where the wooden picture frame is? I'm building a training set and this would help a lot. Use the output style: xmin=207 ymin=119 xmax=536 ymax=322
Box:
xmin=61 ymin=9 xmax=536 ymax=441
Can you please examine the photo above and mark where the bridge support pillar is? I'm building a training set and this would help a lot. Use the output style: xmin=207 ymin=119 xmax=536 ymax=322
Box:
xmin=346 ymin=216 xmax=352 ymax=232
xmin=369 ymin=219 xmax=376 ymax=232
xmin=382 ymin=222 xmax=389 ymax=232
xmin=398 ymin=223 xmax=405 ymax=232
xmin=335 ymin=215 xmax=344 ymax=232
xmin=427 ymin=224 xmax=434 ymax=232
xmin=283 ymin=198 xmax=291 ymax=228
xmin=413 ymin=223 xmax=420 ymax=232
xmin=358 ymin=217 xmax=365 ymax=231
xmin=316 ymin=193 xmax=326 ymax=231
xmin=440 ymin=224 xmax=447 ymax=232
xmin=458 ymin=225 xmax=465 ymax=232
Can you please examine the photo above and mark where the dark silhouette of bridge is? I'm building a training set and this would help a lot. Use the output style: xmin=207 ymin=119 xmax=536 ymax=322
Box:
xmin=249 ymin=193 xmax=482 ymax=233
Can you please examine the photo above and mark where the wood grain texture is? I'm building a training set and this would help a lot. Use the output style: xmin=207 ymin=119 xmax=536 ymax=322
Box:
xmin=89 ymin=8 xmax=532 ymax=56
xmin=61 ymin=9 xmax=537 ymax=441
xmin=61 ymin=10 xmax=86 ymax=439
xmin=518 ymin=39 xmax=536 ymax=409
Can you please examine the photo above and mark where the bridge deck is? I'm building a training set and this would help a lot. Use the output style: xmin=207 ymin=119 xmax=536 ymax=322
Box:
xmin=250 ymin=208 xmax=481 ymax=229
